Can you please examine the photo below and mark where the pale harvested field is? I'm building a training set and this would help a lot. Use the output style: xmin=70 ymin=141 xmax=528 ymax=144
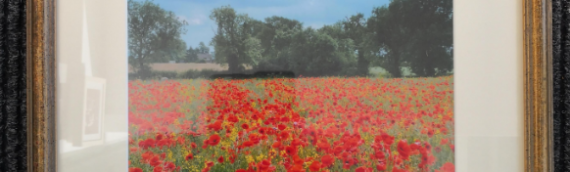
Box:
xmin=128 ymin=63 xmax=254 ymax=73
xmin=129 ymin=63 xmax=227 ymax=73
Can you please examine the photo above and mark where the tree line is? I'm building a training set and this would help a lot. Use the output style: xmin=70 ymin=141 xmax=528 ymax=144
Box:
xmin=129 ymin=0 xmax=453 ymax=78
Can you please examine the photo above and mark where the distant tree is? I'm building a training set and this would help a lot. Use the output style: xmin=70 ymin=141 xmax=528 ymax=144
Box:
xmin=165 ymin=41 xmax=187 ymax=63
xmin=210 ymin=6 xmax=263 ymax=72
xmin=198 ymin=42 xmax=210 ymax=54
xmin=128 ymin=0 xmax=187 ymax=78
xmin=185 ymin=46 xmax=198 ymax=62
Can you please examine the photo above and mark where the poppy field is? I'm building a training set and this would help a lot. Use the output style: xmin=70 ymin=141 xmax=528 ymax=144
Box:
xmin=128 ymin=77 xmax=455 ymax=172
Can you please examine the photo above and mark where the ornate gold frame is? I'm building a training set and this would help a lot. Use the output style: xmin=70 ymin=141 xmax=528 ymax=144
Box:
xmin=524 ymin=0 xmax=553 ymax=171
xmin=26 ymin=0 xmax=554 ymax=171
xmin=27 ymin=0 xmax=56 ymax=171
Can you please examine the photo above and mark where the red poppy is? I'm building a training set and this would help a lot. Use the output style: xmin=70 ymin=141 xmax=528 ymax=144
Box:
xmin=288 ymin=165 xmax=304 ymax=172
xmin=206 ymin=161 xmax=215 ymax=167
xmin=321 ymin=155 xmax=335 ymax=167
xmin=258 ymin=160 xmax=272 ymax=171
xmin=228 ymin=115 xmax=239 ymax=123
xmin=208 ymin=134 xmax=221 ymax=146
xmin=218 ymin=156 xmax=224 ymax=163
xmin=441 ymin=138 xmax=449 ymax=145
xmin=272 ymin=142 xmax=282 ymax=149
xmin=280 ymin=131 xmax=290 ymax=140
xmin=425 ymin=141 xmax=432 ymax=150
xmin=129 ymin=167 xmax=143 ymax=172
xmin=156 ymin=133 xmax=164 ymax=141
xmin=376 ymin=163 xmax=387 ymax=171
xmin=285 ymin=146 xmax=297 ymax=156
xmin=153 ymin=166 xmax=163 ymax=172
xmin=185 ymin=153 xmax=194 ymax=160
xmin=164 ymin=161 xmax=176 ymax=171
xmin=397 ymin=140 xmax=411 ymax=160
xmin=259 ymin=127 xmax=266 ymax=134
xmin=309 ymin=161 xmax=321 ymax=172
xmin=207 ymin=121 xmax=223 ymax=131
xmin=128 ymin=76 xmax=456 ymax=172
xmin=392 ymin=167 xmax=409 ymax=172
xmin=435 ymin=162 xmax=455 ymax=172
xmin=130 ymin=147 xmax=139 ymax=153
xmin=355 ymin=166 xmax=369 ymax=172
xmin=381 ymin=133 xmax=394 ymax=145
xmin=278 ymin=124 xmax=287 ymax=130
xmin=149 ymin=156 xmax=161 ymax=167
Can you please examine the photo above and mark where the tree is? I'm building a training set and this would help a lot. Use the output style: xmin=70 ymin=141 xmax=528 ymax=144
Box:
xmin=318 ymin=23 xmax=358 ymax=76
xmin=198 ymin=42 xmax=210 ymax=54
xmin=210 ymin=6 xmax=263 ymax=73
xmin=128 ymin=0 xmax=187 ymax=78
xmin=368 ymin=6 xmax=408 ymax=77
xmin=368 ymin=0 xmax=453 ymax=77
xmin=185 ymin=46 xmax=198 ymax=62
xmin=399 ymin=0 xmax=453 ymax=77
xmin=285 ymin=27 xmax=353 ymax=76
xmin=254 ymin=16 xmax=303 ymax=70
xmin=343 ymin=13 xmax=373 ymax=76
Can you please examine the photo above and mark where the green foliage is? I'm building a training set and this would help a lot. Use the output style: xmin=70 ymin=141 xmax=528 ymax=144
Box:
xmin=210 ymin=6 xmax=264 ymax=72
xmin=128 ymin=0 xmax=453 ymax=78
xmin=183 ymin=42 xmax=211 ymax=63
xmin=129 ymin=69 xmax=225 ymax=80
xmin=178 ymin=69 xmax=221 ymax=79
xmin=207 ymin=1 xmax=452 ymax=78
xmin=129 ymin=71 xmax=178 ymax=80
xmin=184 ymin=46 xmax=199 ymax=62
xmin=368 ymin=0 xmax=453 ymax=77
xmin=343 ymin=13 xmax=374 ymax=76
xmin=128 ymin=0 xmax=187 ymax=79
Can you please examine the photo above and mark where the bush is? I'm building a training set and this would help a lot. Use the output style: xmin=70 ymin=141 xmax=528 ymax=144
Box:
xmin=178 ymin=69 xmax=222 ymax=79
xmin=178 ymin=69 xmax=200 ymax=79
xmin=151 ymin=71 xmax=179 ymax=79
xmin=130 ymin=71 xmax=179 ymax=80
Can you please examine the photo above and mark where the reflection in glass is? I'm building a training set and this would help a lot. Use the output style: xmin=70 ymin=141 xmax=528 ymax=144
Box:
xmin=57 ymin=0 xmax=128 ymax=171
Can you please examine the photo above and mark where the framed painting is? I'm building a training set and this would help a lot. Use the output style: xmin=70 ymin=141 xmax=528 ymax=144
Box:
xmin=25 ymin=0 xmax=553 ymax=172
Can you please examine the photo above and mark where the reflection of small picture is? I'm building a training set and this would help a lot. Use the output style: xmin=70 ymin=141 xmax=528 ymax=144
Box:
xmin=82 ymin=77 xmax=106 ymax=142
xmin=85 ymin=89 xmax=100 ymax=135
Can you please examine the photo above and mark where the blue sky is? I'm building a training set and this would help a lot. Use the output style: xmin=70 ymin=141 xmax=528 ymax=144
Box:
xmin=135 ymin=0 xmax=390 ymax=50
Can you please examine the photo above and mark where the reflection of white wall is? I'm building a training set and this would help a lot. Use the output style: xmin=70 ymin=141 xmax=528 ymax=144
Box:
xmin=58 ymin=63 xmax=67 ymax=83
xmin=455 ymin=0 xmax=523 ymax=171
xmin=57 ymin=0 xmax=127 ymax=171
xmin=82 ymin=2 xmax=92 ymax=77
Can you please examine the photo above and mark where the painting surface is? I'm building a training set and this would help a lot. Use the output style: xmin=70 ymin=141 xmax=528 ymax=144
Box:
xmin=128 ymin=0 xmax=454 ymax=171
